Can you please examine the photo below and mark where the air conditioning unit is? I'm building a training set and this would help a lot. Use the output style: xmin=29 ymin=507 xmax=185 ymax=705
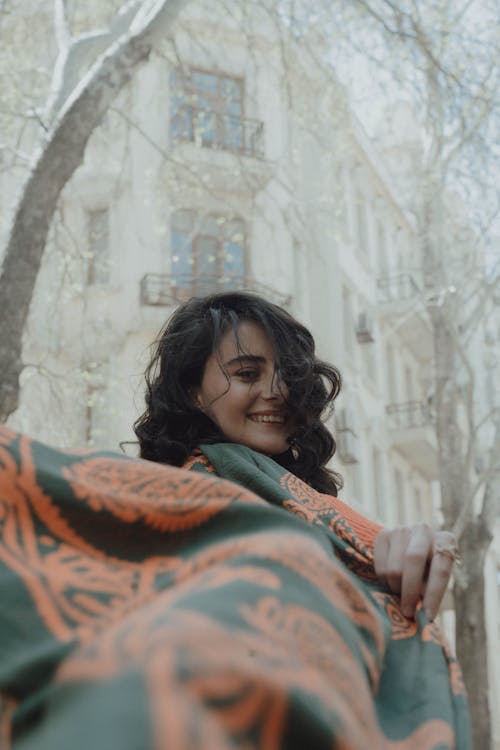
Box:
xmin=356 ymin=311 xmax=375 ymax=343
xmin=336 ymin=430 xmax=359 ymax=464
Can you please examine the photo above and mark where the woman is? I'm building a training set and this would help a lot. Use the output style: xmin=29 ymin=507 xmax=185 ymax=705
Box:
xmin=0 ymin=291 xmax=469 ymax=750
xmin=135 ymin=290 xmax=459 ymax=622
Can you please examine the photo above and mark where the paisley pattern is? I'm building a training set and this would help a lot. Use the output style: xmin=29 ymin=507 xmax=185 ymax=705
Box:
xmin=0 ymin=428 xmax=470 ymax=749
xmin=61 ymin=456 xmax=236 ymax=531
xmin=371 ymin=592 xmax=418 ymax=640
xmin=279 ymin=471 xmax=380 ymax=581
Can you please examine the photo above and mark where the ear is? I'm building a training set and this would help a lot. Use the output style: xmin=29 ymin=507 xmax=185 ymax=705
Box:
xmin=188 ymin=387 xmax=204 ymax=410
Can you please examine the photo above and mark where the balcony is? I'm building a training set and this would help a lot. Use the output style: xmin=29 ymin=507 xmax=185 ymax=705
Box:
xmin=140 ymin=273 xmax=291 ymax=309
xmin=385 ymin=400 xmax=438 ymax=480
xmin=377 ymin=272 xmax=433 ymax=361
xmin=172 ymin=106 xmax=265 ymax=159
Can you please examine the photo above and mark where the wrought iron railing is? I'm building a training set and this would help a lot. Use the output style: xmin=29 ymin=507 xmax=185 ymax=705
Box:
xmin=140 ymin=273 xmax=291 ymax=308
xmin=386 ymin=400 xmax=435 ymax=430
xmin=377 ymin=272 xmax=420 ymax=304
xmin=172 ymin=106 xmax=265 ymax=159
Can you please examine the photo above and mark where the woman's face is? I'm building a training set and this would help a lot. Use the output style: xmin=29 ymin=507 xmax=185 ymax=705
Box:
xmin=192 ymin=321 xmax=293 ymax=456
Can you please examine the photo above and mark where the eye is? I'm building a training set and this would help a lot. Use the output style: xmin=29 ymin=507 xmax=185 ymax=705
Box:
xmin=235 ymin=368 xmax=259 ymax=381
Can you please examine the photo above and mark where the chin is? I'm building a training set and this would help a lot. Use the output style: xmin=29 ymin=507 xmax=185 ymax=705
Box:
xmin=253 ymin=441 xmax=290 ymax=457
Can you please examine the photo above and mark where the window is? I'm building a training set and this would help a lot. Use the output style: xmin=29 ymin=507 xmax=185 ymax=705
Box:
xmin=394 ymin=468 xmax=406 ymax=524
xmin=87 ymin=208 xmax=109 ymax=285
xmin=342 ymin=286 xmax=354 ymax=355
xmin=386 ymin=344 xmax=397 ymax=402
xmin=171 ymin=68 xmax=262 ymax=156
xmin=405 ymin=366 xmax=415 ymax=402
xmin=395 ymin=227 xmax=407 ymax=269
xmin=84 ymin=361 xmax=108 ymax=448
xmin=413 ymin=486 xmax=424 ymax=522
xmin=377 ymin=220 xmax=389 ymax=274
xmin=363 ymin=342 xmax=377 ymax=387
xmin=359 ymin=301 xmax=377 ymax=385
xmin=354 ymin=188 xmax=369 ymax=260
xmin=372 ymin=447 xmax=386 ymax=521
xmin=352 ymin=461 xmax=363 ymax=506
xmin=171 ymin=210 xmax=245 ymax=296
xmin=343 ymin=461 xmax=363 ymax=507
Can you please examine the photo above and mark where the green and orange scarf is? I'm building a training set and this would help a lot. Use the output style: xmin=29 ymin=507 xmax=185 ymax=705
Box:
xmin=0 ymin=427 xmax=470 ymax=749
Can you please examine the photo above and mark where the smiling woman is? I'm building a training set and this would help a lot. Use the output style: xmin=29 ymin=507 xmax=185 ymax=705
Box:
xmin=130 ymin=290 xmax=470 ymax=749
xmin=135 ymin=291 xmax=343 ymax=494
xmin=134 ymin=291 xmax=462 ymax=620
xmin=0 ymin=292 xmax=468 ymax=750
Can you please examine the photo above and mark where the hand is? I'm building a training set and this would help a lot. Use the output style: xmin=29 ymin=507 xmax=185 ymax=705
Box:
xmin=374 ymin=523 xmax=458 ymax=621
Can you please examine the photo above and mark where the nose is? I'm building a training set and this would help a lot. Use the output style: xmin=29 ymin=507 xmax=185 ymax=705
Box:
xmin=262 ymin=372 xmax=287 ymax=400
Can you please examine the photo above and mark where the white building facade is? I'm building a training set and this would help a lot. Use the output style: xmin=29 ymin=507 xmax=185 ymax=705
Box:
xmin=3 ymin=1 xmax=499 ymax=744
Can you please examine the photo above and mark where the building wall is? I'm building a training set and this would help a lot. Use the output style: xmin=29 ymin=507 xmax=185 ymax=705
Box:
xmin=4 ymin=0 xmax=499 ymax=738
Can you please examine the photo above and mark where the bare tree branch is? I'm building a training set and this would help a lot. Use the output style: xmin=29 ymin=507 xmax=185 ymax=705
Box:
xmin=0 ymin=0 xmax=190 ymax=422
xmin=53 ymin=0 xmax=71 ymax=51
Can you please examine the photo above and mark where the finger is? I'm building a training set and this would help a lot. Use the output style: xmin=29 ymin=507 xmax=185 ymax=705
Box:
xmin=400 ymin=523 xmax=433 ymax=619
xmin=381 ymin=527 xmax=410 ymax=595
xmin=422 ymin=531 xmax=456 ymax=620
xmin=374 ymin=528 xmax=391 ymax=588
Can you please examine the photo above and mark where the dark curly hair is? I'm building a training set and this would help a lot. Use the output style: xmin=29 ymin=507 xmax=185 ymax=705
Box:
xmin=134 ymin=291 xmax=343 ymax=495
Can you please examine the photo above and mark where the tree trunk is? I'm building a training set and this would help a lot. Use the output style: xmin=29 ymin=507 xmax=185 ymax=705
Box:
xmin=432 ymin=304 xmax=492 ymax=749
xmin=454 ymin=522 xmax=493 ymax=750
xmin=0 ymin=0 xmax=188 ymax=422
xmin=422 ymin=187 xmax=493 ymax=748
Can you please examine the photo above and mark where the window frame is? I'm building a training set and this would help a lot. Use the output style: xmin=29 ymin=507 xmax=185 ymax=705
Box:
xmin=86 ymin=207 xmax=110 ymax=286
xmin=170 ymin=209 xmax=247 ymax=294
xmin=170 ymin=67 xmax=246 ymax=153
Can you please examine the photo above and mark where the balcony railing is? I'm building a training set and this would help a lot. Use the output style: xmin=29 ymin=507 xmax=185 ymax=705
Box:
xmin=172 ymin=106 xmax=265 ymax=159
xmin=377 ymin=272 xmax=421 ymax=304
xmin=140 ymin=273 xmax=291 ymax=309
xmin=386 ymin=400 xmax=434 ymax=430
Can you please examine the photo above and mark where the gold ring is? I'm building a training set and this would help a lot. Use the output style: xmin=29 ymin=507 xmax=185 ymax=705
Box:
xmin=434 ymin=542 xmax=461 ymax=565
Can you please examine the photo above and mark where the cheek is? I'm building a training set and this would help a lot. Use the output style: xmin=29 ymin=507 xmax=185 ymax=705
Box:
xmin=213 ymin=390 xmax=251 ymax=427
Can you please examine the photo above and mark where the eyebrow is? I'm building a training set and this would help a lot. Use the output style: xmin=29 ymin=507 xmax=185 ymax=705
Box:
xmin=223 ymin=355 xmax=266 ymax=368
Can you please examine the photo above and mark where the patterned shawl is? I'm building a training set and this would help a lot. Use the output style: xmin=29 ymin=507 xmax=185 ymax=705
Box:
xmin=0 ymin=427 xmax=470 ymax=749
